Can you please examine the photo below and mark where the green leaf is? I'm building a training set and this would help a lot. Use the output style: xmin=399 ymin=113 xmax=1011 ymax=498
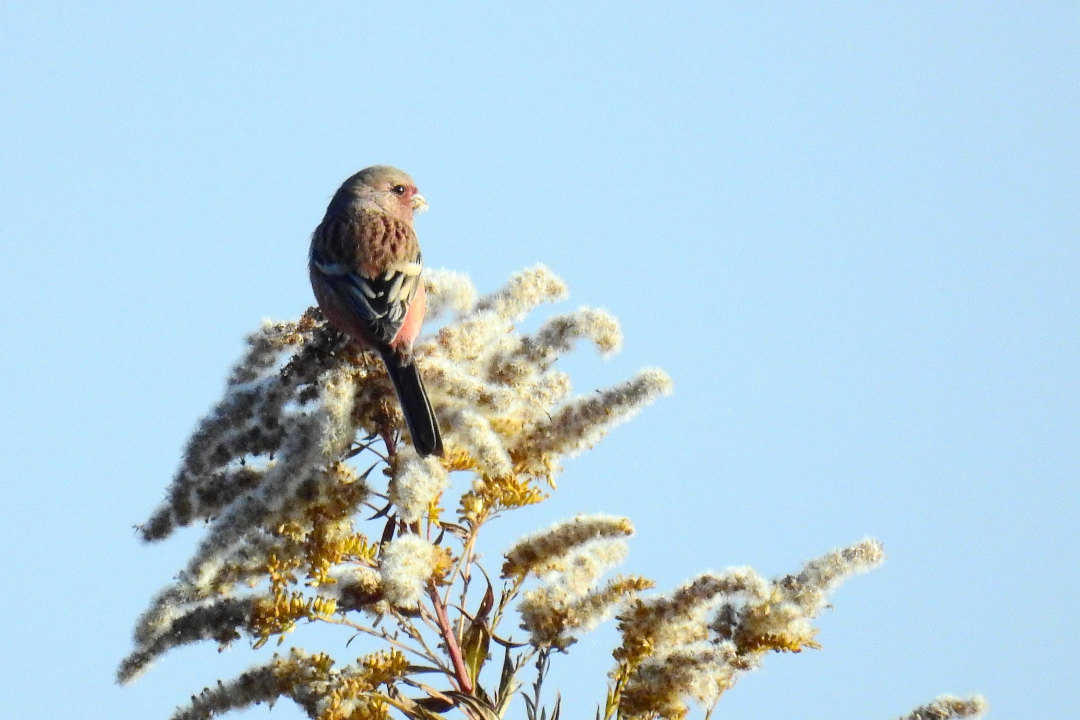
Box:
xmin=461 ymin=617 xmax=492 ymax=686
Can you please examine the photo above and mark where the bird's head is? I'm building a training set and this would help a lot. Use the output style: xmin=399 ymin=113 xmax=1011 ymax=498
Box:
xmin=331 ymin=165 xmax=427 ymax=224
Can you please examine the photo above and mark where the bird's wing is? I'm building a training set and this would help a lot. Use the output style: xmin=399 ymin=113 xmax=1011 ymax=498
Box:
xmin=310 ymin=219 xmax=423 ymax=346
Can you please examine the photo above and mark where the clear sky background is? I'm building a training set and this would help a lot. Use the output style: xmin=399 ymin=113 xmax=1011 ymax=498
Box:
xmin=2 ymin=3 xmax=1077 ymax=719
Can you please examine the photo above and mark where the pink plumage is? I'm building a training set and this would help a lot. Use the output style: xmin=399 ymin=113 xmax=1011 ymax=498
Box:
xmin=309 ymin=166 xmax=443 ymax=457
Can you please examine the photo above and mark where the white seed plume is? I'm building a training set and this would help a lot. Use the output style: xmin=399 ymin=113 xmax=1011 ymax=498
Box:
xmin=518 ymin=536 xmax=631 ymax=648
xmin=504 ymin=514 xmax=634 ymax=578
xmin=388 ymin=450 xmax=449 ymax=524
xmin=122 ymin=266 xmax=683 ymax=715
xmin=379 ymin=534 xmax=439 ymax=609
xmin=615 ymin=540 xmax=885 ymax=719
xmin=895 ymin=695 xmax=989 ymax=720
xmin=622 ymin=641 xmax=748 ymax=717
xmin=421 ymin=268 xmax=477 ymax=320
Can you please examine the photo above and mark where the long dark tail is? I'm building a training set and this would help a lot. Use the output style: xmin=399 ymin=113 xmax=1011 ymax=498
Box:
xmin=379 ymin=349 xmax=443 ymax=457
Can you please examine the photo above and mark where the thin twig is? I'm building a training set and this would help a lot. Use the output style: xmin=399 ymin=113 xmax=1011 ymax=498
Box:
xmin=320 ymin=615 xmax=444 ymax=669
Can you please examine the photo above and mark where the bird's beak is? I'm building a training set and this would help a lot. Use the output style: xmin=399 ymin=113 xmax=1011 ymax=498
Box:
xmin=411 ymin=193 xmax=428 ymax=213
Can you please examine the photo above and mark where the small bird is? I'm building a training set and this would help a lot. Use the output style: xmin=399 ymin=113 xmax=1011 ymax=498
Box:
xmin=309 ymin=166 xmax=443 ymax=457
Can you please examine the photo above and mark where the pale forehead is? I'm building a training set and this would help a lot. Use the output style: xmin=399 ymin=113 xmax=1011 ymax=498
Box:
xmin=357 ymin=165 xmax=416 ymax=187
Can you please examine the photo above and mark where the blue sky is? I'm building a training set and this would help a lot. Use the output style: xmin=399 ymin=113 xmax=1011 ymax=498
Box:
xmin=2 ymin=3 xmax=1077 ymax=718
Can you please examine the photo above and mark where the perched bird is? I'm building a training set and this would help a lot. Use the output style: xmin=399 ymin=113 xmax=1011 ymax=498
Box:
xmin=309 ymin=166 xmax=443 ymax=457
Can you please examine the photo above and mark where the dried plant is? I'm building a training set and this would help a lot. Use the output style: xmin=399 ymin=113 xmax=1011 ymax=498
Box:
xmin=119 ymin=265 xmax=985 ymax=720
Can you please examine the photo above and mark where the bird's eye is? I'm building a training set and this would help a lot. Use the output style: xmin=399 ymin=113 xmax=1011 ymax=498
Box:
xmin=391 ymin=184 xmax=407 ymax=196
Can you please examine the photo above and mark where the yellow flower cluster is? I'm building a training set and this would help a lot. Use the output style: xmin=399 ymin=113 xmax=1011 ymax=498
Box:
xmin=121 ymin=266 xmax=676 ymax=719
xmin=117 ymin=265 xmax=975 ymax=720
xmin=459 ymin=473 xmax=548 ymax=527
xmin=251 ymin=553 xmax=339 ymax=649
xmin=314 ymin=649 xmax=410 ymax=720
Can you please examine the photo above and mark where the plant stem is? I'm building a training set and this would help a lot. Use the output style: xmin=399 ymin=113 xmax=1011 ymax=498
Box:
xmin=428 ymin=580 xmax=474 ymax=694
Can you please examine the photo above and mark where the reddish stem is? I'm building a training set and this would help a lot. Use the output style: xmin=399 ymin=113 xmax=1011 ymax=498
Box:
xmin=428 ymin=582 xmax=474 ymax=694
